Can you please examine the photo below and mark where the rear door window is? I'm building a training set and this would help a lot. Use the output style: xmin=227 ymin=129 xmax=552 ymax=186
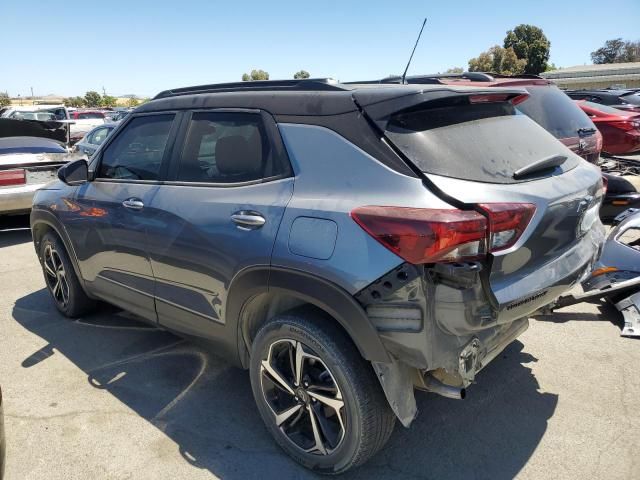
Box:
xmin=97 ymin=114 xmax=175 ymax=181
xmin=176 ymin=111 xmax=289 ymax=184
xmin=385 ymin=98 xmax=578 ymax=184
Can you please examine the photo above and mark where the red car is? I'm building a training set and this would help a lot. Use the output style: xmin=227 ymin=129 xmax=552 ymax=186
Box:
xmin=69 ymin=110 xmax=105 ymax=120
xmin=575 ymin=100 xmax=640 ymax=155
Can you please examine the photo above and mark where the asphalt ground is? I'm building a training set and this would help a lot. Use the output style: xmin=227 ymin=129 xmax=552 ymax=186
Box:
xmin=0 ymin=215 xmax=638 ymax=480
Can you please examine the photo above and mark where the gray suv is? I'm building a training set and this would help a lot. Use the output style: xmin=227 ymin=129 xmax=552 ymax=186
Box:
xmin=30 ymin=78 xmax=605 ymax=474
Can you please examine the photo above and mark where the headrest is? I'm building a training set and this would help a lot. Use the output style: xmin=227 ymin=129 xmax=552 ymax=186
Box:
xmin=215 ymin=134 xmax=262 ymax=176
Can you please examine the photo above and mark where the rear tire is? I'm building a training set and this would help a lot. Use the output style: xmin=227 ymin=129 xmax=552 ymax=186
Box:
xmin=40 ymin=232 xmax=95 ymax=318
xmin=249 ymin=308 xmax=395 ymax=474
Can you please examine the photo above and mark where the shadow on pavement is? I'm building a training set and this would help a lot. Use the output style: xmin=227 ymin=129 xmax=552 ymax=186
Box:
xmin=13 ymin=289 xmax=558 ymax=479
xmin=0 ymin=215 xmax=31 ymax=248
xmin=534 ymin=302 xmax=624 ymax=331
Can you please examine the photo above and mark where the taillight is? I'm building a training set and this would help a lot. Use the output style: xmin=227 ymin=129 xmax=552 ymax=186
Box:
xmin=0 ymin=169 xmax=26 ymax=187
xmin=595 ymin=130 xmax=603 ymax=153
xmin=350 ymin=203 xmax=536 ymax=264
xmin=468 ymin=93 xmax=529 ymax=105
xmin=478 ymin=203 xmax=537 ymax=252
xmin=612 ymin=120 xmax=638 ymax=132
xmin=602 ymin=175 xmax=608 ymax=195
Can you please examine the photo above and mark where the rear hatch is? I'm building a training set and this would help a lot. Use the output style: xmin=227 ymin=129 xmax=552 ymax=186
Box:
xmin=353 ymin=86 xmax=605 ymax=321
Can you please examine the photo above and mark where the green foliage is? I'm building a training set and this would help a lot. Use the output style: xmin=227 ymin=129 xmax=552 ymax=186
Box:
xmin=127 ymin=97 xmax=139 ymax=108
xmin=468 ymin=46 xmax=526 ymax=75
xmin=0 ymin=92 xmax=11 ymax=108
xmin=293 ymin=70 xmax=310 ymax=79
xmin=101 ymin=95 xmax=117 ymax=108
xmin=242 ymin=69 xmax=269 ymax=81
xmin=545 ymin=62 xmax=559 ymax=72
xmin=444 ymin=67 xmax=464 ymax=74
xmin=591 ymin=38 xmax=640 ymax=64
xmin=84 ymin=91 xmax=102 ymax=108
xmin=63 ymin=96 xmax=85 ymax=107
xmin=503 ymin=24 xmax=551 ymax=75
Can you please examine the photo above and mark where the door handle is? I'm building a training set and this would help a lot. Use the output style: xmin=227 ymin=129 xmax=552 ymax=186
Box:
xmin=231 ymin=211 xmax=266 ymax=229
xmin=122 ymin=198 xmax=144 ymax=210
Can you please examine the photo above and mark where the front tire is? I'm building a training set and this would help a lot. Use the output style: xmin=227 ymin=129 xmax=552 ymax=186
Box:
xmin=40 ymin=232 xmax=95 ymax=318
xmin=249 ymin=309 xmax=395 ymax=474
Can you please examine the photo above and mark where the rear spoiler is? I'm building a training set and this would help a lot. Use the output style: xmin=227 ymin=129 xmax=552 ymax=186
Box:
xmin=352 ymin=87 xmax=529 ymax=131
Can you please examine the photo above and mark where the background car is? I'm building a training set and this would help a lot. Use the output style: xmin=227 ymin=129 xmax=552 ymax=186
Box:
xmin=67 ymin=110 xmax=106 ymax=145
xmin=1 ymin=105 xmax=68 ymax=121
xmin=74 ymin=123 xmax=118 ymax=156
xmin=575 ymin=100 xmax=640 ymax=155
xmin=0 ymin=136 xmax=71 ymax=216
xmin=567 ymin=89 xmax=640 ymax=114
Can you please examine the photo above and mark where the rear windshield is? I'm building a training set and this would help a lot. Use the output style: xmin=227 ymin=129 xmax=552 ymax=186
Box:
xmin=386 ymin=99 xmax=578 ymax=184
xmin=620 ymin=92 xmax=640 ymax=106
xmin=517 ymin=85 xmax=593 ymax=139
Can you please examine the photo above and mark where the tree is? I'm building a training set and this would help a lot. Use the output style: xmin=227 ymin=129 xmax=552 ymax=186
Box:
xmin=101 ymin=95 xmax=117 ymax=108
xmin=241 ymin=69 xmax=269 ymax=81
xmin=0 ymin=92 xmax=10 ymax=108
xmin=63 ymin=96 xmax=85 ymax=107
xmin=503 ymin=24 xmax=551 ymax=74
xmin=293 ymin=70 xmax=310 ymax=79
xmin=444 ymin=67 xmax=463 ymax=74
xmin=84 ymin=91 xmax=102 ymax=108
xmin=127 ymin=97 xmax=139 ymax=108
xmin=468 ymin=45 xmax=526 ymax=75
xmin=591 ymin=38 xmax=640 ymax=64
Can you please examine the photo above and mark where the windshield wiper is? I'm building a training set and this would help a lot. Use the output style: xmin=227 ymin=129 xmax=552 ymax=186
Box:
xmin=513 ymin=154 xmax=568 ymax=180
xmin=578 ymin=127 xmax=597 ymax=136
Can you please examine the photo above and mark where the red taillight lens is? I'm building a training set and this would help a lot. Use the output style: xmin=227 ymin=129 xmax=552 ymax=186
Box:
xmin=351 ymin=204 xmax=536 ymax=264
xmin=478 ymin=203 xmax=536 ymax=252
xmin=595 ymin=130 xmax=603 ymax=153
xmin=350 ymin=206 xmax=487 ymax=264
xmin=0 ymin=169 xmax=26 ymax=187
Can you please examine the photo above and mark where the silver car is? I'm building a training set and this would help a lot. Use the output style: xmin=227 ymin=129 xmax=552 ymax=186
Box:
xmin=0 ymin=137 xmax=71 ymax=215
xmin=30 ymin=78 xmax=605 ymax=474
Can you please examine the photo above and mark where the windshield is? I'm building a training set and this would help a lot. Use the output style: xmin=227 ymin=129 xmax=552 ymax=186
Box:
xmin=517 ymin=85 xmax=594 ymax=139
xmin=385 ymin=99 xmax=578 ymax=184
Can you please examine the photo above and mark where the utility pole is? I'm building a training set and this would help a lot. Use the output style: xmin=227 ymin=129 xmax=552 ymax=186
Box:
xmin=30 ymin=86 xmax=34 ymax=105
xmin=102 ymin=86 xmax=106 ymax=96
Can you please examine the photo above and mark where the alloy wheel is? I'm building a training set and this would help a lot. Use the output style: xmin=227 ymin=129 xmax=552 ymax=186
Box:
xmin=43 ymin=244 xmax=70 ymax=308
xmin=260 ymin=339 xmax=346 ymax=455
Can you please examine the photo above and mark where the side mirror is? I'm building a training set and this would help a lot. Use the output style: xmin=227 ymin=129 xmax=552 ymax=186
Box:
xmin=58 ymin=159 xmax=88 ymax=185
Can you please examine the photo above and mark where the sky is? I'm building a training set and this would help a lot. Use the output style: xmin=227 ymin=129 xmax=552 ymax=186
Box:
xmin=1 ymin=0 xmax=639 ymax=98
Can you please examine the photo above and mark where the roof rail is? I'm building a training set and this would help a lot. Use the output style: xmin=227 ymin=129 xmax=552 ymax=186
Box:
xmin=153 ymin=78 xmax=345 ymax=99
xmin=408 ymin=72 xmax=496 ymax=82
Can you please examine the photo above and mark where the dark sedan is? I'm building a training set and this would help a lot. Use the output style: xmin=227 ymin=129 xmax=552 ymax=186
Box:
xmin=567 ymin=89 xmax=640 ymax=114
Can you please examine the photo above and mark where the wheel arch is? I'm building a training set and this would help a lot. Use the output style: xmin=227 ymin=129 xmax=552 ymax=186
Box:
xmin=30 ymin=208 xmax=86 ymax=289
xmin=227 ymin=266 xmax=390 ymax=368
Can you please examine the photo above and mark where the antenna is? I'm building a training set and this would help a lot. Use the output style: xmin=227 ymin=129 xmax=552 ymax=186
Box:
xmin=401 ymin=18 xmax=427 ymax=85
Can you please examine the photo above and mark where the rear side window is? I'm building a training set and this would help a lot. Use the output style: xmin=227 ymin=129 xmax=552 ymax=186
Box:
xmin=177 ymin=111 xmax=287 ymax=183
xmin=78 ymin=112 xmax=104 ymax=119
xmin=386 ymin=98 xmax=578 ymax=184
xmin=517 ymin=85 xmax=594 ymax=139
xmin=98 ymin=114 xmax=174 ymax=180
